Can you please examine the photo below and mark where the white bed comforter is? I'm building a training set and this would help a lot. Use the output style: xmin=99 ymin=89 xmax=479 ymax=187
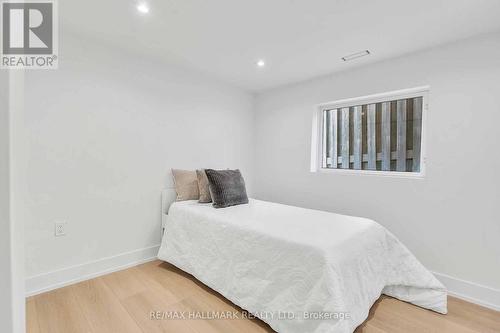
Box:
xmin=158 ymin=199 xmax=447 ymax=333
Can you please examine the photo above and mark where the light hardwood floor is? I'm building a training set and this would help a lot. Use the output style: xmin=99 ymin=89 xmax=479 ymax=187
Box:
xmin=27 ymin=260 xmax=500 ymax=333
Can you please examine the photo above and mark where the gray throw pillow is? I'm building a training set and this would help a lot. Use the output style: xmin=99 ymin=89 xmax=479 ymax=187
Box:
xmin=205 ymin=169 xmax=249 ymax=208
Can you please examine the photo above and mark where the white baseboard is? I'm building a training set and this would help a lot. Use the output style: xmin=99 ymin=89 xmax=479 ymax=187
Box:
xmin=433 ymin=271 xmax=500 ymax=311
xmin=25 ymin=245 xmax=160 ymax=297
xmin=25 ymin=246 xmax=500 ymax=313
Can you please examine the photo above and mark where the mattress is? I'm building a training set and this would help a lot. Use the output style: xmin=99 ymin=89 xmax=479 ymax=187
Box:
xmin=157 ymin=199 xmax=447 ymax=333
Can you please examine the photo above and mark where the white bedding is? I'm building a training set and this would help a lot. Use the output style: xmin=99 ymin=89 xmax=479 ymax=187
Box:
xmin=157 ymin=199 xmax=447 ymax=333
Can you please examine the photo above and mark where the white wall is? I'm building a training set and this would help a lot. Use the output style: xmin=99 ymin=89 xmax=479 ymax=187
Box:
xmin=20 ymin=29 xmax=255 ymax=291
xmin=9 ymin=71 xmax=27 ymax=333
xmin=254 ymin=33 xmax=500 ymax=298
xmin=1 ymin=70 xmax=25 ymax=333
xmin=0 ymin=70 xmax=13 ymax=333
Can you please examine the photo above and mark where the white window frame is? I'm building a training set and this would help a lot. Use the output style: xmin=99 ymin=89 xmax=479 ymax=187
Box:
xmin=310 ymin=86 xmax=429 ymax=179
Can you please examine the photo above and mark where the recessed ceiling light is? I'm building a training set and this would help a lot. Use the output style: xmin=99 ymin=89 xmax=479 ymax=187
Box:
xmin=256 ymin=59 xmax=265 ymax=68
xmin=341 ymin=50 xmax=370 ymax=62
xmin=137 ymin=3 xmax=150 ymax=14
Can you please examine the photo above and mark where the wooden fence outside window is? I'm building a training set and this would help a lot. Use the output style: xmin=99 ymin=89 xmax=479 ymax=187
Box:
xmin=322 ymin=97 xmax=423 ymax=172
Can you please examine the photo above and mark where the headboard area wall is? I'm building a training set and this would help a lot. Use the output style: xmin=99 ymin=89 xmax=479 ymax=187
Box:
xmin=21 ymin=33 xmax=255 ymax=293
xmin=162 ymin=188 xmax=177 ymax=215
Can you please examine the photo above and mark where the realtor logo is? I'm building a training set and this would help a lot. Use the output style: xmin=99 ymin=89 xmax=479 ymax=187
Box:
xmin=1 ymin=0 xmax=58 ymax=69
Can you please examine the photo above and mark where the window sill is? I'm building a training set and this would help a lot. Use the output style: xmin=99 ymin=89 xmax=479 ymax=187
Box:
xmin=312 ymin=167 xmax=425 ymax=179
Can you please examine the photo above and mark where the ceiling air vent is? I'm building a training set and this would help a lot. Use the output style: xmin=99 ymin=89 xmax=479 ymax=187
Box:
xmin=341 ymin=50 xmax=371 ymax=61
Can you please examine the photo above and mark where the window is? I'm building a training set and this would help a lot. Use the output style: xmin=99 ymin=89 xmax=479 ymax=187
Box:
xmin=311 ymin=87 xmax=427 ymax=177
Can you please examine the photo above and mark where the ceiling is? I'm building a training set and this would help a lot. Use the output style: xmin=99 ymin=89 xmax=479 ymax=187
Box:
xmin=62 ymin=0 xmax=500 ymax=92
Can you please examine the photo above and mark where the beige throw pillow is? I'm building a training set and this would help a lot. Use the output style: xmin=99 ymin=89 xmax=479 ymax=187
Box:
xmin=172 ymin=169 xmax=199 ymax=201
xmin=196 ymin=169 xmax=212 ymax=203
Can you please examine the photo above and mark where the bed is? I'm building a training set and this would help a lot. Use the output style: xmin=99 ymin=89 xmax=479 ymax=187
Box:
xmin=157 ymin=195 xmax=447 ymax=333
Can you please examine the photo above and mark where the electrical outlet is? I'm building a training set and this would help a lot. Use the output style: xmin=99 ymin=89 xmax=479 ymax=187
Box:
xmin=55 ymin=222 xmax=67 ymax=237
